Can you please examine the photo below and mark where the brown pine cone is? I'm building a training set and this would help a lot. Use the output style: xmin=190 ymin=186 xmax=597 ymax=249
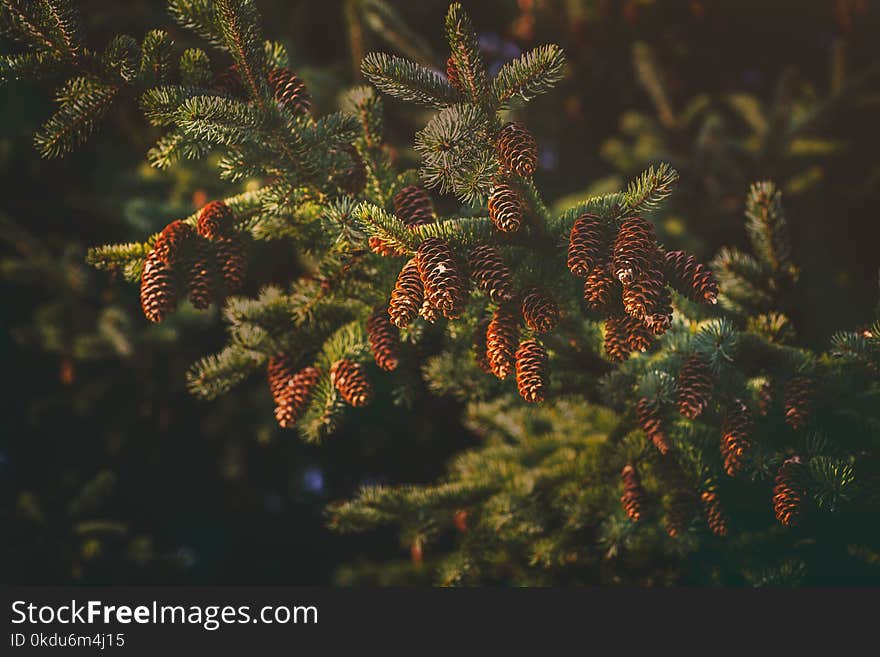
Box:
xmin=140 ymin=251 xmax=178 ymax=323
xmin=152 ymin=220 xmax=194 ymax=266
xmin=488 ymin=183 xmax=525 ymax=233
xmin=213 ymin=65 xmax=246 ymax=98
xmin=677 ymin=354 xmax=713 ymax=419
xmin=453 ymin=509 xmax=468 ymax=533
xmin=567 ymin=213 xmax=607 ymax=277
xmin=621 ymin=463 xmax=647 ymax=522
xmin=486 ymin=303 xmax=520 ymax=379
xmin=268 ymin=67 xmax=311 ymax=115
xmin=267 ymin=353 xmax=296 ymax=404
xmin=336 ymin=145 xmax=367 ymax=196
xmin=330 ymin=359 xmax=372 ymax=407
xmin=664 ymin=250 xmax=718 ymax=305
xmin=665 ymin=488 xmax=695 ymax=538
xmin=416 ymin=238 xmax=465 ymax=314
xmin=773 ymin=456 xmax=807 ymax=527
xmin=623 ymin=313 xmax=653 ymax=353
xmin=721 ymin=399 xmax=753 ymax=477
xmin=603 ymin=315 xmax=631 ymax=362
xmin=621 ymin=268 xmax=670 ymax=328
xmin=473 ymin=318 xmax=493 ymax=374
xmin=515 ymin=339 xmax=548 ymax=403
xmin=186 ymin=235 xmax=218 ymax=310
xmin=521 ymin=287 xmax=560 ymax=334
xmin=393 ymin=184 xmax=434 ymax=228
xmin=197 ymin=201 xmax=234 ymax=240
xmin=369 ymin=236 xmax=406 ymax=257
xmin=612 ymin=216 xmax=659 ymax=285
xmin=783 ymin=376 xmax=814 ymax=431
xmin=446 ymin=56 xmax=464 ymax=93
xmin=275 ymin=366 xmax=321 ymax=429
xmin=388 ymin=258 xmax=423 ymax=328
xmin=701 ymin=489 xmax=729 ymax=537
xmin=583 ymin=264 xmax=620 ymax=311
xmin=637 ymin=398 xmax=670 ymax=454
xmin=367 ymin=306 xmax=401 ymax=372
xmin=419 ymin=299 xmax=442 ymax=323
xmin=496 ymin=122 xmax=538 ymax=177
xmin=214 ymin=233 xmax=248 ymax=295
xmin=468 ymin=245 xmax=514 ymax=302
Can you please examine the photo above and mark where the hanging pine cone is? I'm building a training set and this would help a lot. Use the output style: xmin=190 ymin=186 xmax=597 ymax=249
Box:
xmin=152 ymin=220 xmax=194 ymax=266
xmin=416 ymin=238 xmax=465 ymax=314
xmin=583 ymin=264 xmax=620 ymax=312
xmin=197 ymin=201 xmax=234 ymax=240
xmin=515 ymin=339 xmax=548 ymax=403
xmin=664 ymin=250 xmax=718 ymax=305
xmin=336 ymin=145 xmax=367 ymax=196
xmin=623 ymin=313 xmax=653 ymax=353
xmin=473 ymin=318 xmax=493 ymax=374
xmin=783 ymin=376 xmax=814 ymax=431
xmin=388 ymin=258 xmax=423 ymax=328
xmin=213 ymin=65 xmax=246 ymax=98
xmin=367 ymin=306 xmax=401 ymax=372
xmin=721 ymin=399 xmax=753 ymax=477
xmin=369 ymin=236 xmax=406 ymax=257
xmin=267 ymin=353 xmax=296 ymax=403
xmin=446 ymin=56 xmax=464 ymax=93
xmin=701 ymin=489 xmax=729 ymax=537
xmin=214 ymin=233 xmax=248 ymax=295
xmin=612 ymin=216 xmax=659 ymax=285
xmin=567 ymin=213 xmax=607 ymax=277
xmin=637 ymin=398 xmax=670 ymax=454
xmin=521 ymin=287 xmax=560 ymax=334
xmin=773 ymin=456 xmax=807 ymax=527
xmin=677 ymin=354 xmax=713 ymax=419
xmin=621 ymin=269 xmax=669 ymax=326
xmin=488 ymin=183 xmax=525 ymax=233
xmin=186 ymin=235 xmax=218 ymax=310
xmin=603 ymin=314 xmax=631 ymax=362
xmin=665 ymin=488 xmax=695 ymax=538
xmin=620 ymin=463 xmax=647 ymax=522
xmin=419 ymin=299 xmax=442 ymax=323
xmin=393 ymin=184 xmax=434 ymax=228
xmin=140 ymin=251 xmax=178 ymax=323
xmin=330 ymin=359 xmax=372 ymax=407
xmin=486 ymin=303 xmax=519 ymax=379
xmin=274 ymin=366 xmax=321 ymax=429
xmin=468 ymin=245 xmax=514 ymax=302
xmin=267 ymin=67 xmax=311 ymax=115
xmin=496 ymin=122 xmax=538 ymax=177
xmin=645 ymin=284 xmax=672 ymax=335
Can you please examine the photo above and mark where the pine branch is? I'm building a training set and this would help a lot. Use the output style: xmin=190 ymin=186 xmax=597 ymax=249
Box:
xmin=444 ymin=3 xmax=488 ymax=103
xmin=492 ymin=44 xmax=566 ymax=108
xmin=621 ymin=163 xmax=679 ymax=216
xmin=187 ymin=343 xmax=264 ymax=400
xmin=361 ymin=52 xmax=460 ymax=108
xmin=352 ymin=202 xmax=417 ymax=254
xmin=168 ymin=0 xmax=225 ymax=47
xmin=214 ymin=0 xmax=268 ymax=108
xmin=34 ymin=76 xmax=119 ymax=158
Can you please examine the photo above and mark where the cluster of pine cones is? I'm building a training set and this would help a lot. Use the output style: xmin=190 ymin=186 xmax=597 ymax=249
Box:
xmin=633 ymin=363 xmax=817 ymax=533
xmin=567 ymin=213 xmax=719 ymax=361
xmin=140 ymin=201 xmax=248 ymax=322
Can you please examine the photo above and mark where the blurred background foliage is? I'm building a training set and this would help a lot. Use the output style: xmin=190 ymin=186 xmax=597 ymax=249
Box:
xmin=2 ymin=0 xmax=879 ymax=584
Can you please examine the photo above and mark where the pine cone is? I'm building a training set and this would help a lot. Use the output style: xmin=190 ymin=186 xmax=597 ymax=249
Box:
xmin=336 ymin=145 xmax=367 ymax=196
xmin=152 ymin=220 xmax=194 ymax=266
xmin=637 ymin=398 xmax=670 ymax=454
xmin=468 ymin=245 xmax=514 ymax=302
xmin=197 ymin=200 xmax=234 ymax=240
xmin=664 ymin=250 xmax=718 ymax=305
xmin=453 ymin=509 xmax=468 ymax=533
xmin=522 ymin=287 xmax=560 ymax=334
xmin=267 ymin=353 xmax=296 ymax=403
xmin=665 ymin=488 xmax=695 ymax=538
xmin=393 ymin=185 xmax=434 ymax=228
xmin=621 ymin=269 xmax=670 ymax=329
xmin=612 ymin=216 xmax=659 ymax=285
xmin=721 ymin=399 xmax=753 ymax=477
xmin=677 ymin=354 xmax=713 ymax=419
xmin=446 ymin=56 xmax=464 ymax=93
xmin=367 ymin=306 xmax=401 ymax=372
xmin=773 ymin=456 xmax=807 ymax=527
xmin=419 ymin=299 xmax=442 ymax=323
xmin=583 ymin=264 xmax=620 ymax=311
xmin=496 ymin=122 xmax=538 ymax=177
xmin=701 ymin=489 xmax=729 ymax=537
xmin=388 ymin=258 xmax=423 ymax=328
xmin=275 ymin=366 xmax=320 ymax=429
xmin=416 ymin=238 xmax=465 ymax=314
xmin=603 ymin=315 xmax=631 ymax=362
xmin=140 ymin=251 xmax=178 ymax=323
xmin=783 ymin=376 xmax=814 ymax=431
xmin=488 ymin=183 xmax=525 ymax=233
xmin=486 ymin=303 xmax=519 ymax=379
xmin=515 ymin=339 xmax=548 ymax=403
xmin=621 ymin=463 xmax=647 ymax=522
xmin=186 ymin=235 xmax=218 ymax=310
xmin=330 ymin=359 xmax=372 ymax=407
xmin=214 ymin=233 xmax=248 ymax=295
xmin=268 ymin=67 xmax=311 ymax=115
xmin=623 ymin=313 xmax=653 ymax=353
xmin=472 ymin=318 xmax=493 ymax=374
xmin=213 ymin=65 xmax=246 ymax=98
xmin=567 ymin=213 xmax=607 ymax=277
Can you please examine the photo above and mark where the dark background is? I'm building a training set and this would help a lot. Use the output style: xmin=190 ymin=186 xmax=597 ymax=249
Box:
xmin=2 ymin=0 xmax=879 ymax=585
